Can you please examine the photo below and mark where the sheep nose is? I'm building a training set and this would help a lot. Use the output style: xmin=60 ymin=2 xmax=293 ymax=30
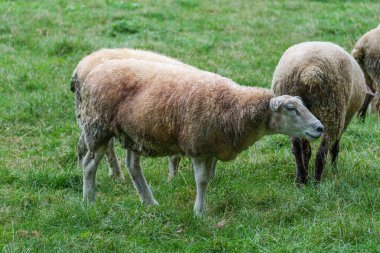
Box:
xmin=316 ymin=125 xmax=324 ymax=133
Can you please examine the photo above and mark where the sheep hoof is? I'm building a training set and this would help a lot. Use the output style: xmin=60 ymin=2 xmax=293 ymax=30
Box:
xmin=295 ymin=182 xmax=306 ymax=188
xmin=142 ymin=199 xmax=159 ymax=206
xmin=194 ymin=212 xmax=206 ymax=219
xmin=83 ymin=196 xmax=96 ymax=205
xmin=312 ymin=178 xmax=322 ymax=186
xmin=167 ymin=173 xmax=175 ymax=182
xmin=193 ymin=208 xmax=207 ymax=218
xmin=295 ymin=176 xmax=308 ymax=186
xmin=109 ymin=173 xmax=126 ymax=183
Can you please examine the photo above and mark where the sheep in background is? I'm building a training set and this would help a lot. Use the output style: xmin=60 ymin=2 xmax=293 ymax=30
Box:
xmin=71 ymin=48 xmax=197 ymax=181
xmin=272 ymin=42 xmax=366 ymax=183
xmin=80 ymin=59 xmax=323 ymax=215
xmin=352 ymin=26 xmax=380 ymax=119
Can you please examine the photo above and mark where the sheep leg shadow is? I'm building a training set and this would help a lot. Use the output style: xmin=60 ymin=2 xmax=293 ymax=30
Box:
xmin=126 ymin=150 xmax=158 ymax=205
xmin=314 ymin=138 xmax=328 ymax=182
xmin=291 ymin=137 xmax=308 ymax=185
xmin=191 ymin=156 xmax=215 ymax=217
xmin=83 ymin=146 xmax=106 ymax=203
xmin=106 ymin=138 xmax=125 ymax=182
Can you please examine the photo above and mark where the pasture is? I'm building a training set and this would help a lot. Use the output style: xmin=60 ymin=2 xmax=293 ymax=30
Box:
xmin=1 ymin=0 xmax=380 ymax=252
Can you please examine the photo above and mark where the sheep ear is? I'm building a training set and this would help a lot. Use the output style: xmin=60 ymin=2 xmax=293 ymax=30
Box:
xmin=269 ymin=97 xmax=284 ymax=112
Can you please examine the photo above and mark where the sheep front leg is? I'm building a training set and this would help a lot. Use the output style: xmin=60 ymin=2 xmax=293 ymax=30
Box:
xmin=357 ymin=93 xmax=374 ymax=120
xmin=83 ymin=146 xmax=106 ymax=203
xmin=106 ymin=138 xmax=125 ymax=182
xmin=168 ymin=154 xmax=181 ymax=180
xmin=301 ymin=138 xmax=311 ymax=174
xmin=126 ymin=150 xmax=158 ymax=205
xmin=190 ymin=156 xmax=215 ymax=216
xmin=291 ymin=137 xmax=308 ymax=184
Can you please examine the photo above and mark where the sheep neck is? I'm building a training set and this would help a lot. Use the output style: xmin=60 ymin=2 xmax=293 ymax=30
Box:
xmin=214 ymin=86 xmax=274 ymax=160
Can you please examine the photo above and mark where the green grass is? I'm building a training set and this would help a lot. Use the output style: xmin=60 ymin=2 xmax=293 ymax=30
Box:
xmin=1 ymin=0 xmax=380 ymax=252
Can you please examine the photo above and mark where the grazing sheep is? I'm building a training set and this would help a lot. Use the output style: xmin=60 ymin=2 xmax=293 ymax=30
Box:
xmin=272 ymin=42 xmax=366 ymax=183
xmin=80 ymin=59 xmax=323 ymax=215
xmin=352 ymin=26 xmax=380 ymax=119
xmin=71 ymin=48 xmax=197 ymax=181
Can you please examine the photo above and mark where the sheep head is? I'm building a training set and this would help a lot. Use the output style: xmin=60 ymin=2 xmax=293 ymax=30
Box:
xmin=268 ymin=95 xmax=323 ymax=141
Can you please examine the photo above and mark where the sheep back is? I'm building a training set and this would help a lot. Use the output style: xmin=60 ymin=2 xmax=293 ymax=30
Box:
xmin=72 ymin=48 xmax=196 ymax=93
xmin=352 ymin=27 xmax=380 ymax=93
xmin=272 ymin=42 xmax=366 ymax=142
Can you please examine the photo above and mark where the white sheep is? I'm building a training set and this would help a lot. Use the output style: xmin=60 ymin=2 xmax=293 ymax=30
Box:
xmin=80 ymin=59 xmax=323 ymax=216
xmin=352 ymin=26 xmax=380 ymax=118
xmin=71 ymin=48 xmax=197 ymax=181
xmin=272 ymin=42 xmax=366 ymax=183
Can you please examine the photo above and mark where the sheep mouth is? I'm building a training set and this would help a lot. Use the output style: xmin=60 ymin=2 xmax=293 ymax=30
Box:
xmin=305 ymin=132 xmax=321 ymax=140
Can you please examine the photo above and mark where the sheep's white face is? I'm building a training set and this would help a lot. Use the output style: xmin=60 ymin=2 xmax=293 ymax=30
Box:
xmin=269 ymin=95 xmax=323 ymax=141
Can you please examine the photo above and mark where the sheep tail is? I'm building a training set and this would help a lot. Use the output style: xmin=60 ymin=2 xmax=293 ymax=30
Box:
xmin=70 ymin=71 xmax=79 ymax=93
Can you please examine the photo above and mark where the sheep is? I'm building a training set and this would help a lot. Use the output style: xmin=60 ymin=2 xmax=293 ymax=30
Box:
xmin=71 ymin=48 xmax=197 ymax=182
xmin=272 ymin=42 xmax=366 ymax=184
xmin=80 ymin=58 xmax=324 ymax=216
xmin=352 ymin=26 xmax=380 ymax=119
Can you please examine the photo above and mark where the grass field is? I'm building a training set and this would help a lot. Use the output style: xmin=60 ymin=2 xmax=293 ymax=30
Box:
xmin=1 ymin=0 xmax=380 ymax=252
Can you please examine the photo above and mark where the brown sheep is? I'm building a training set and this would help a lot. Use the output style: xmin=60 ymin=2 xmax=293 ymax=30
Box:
xmin=80 ymin=59 xmax=323 ymax=216
xmin=272 ymin=42 xmax=366 ymax=184
xmin=71 ymin=48 xmax=197 ymax=182
xmin=352 ymin=26 xmax=380 ymax=119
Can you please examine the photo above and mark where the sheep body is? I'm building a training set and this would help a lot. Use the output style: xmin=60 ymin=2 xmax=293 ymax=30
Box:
xmin=81 ymin=59 xmax=273 ymax=161
xmin=272 ymin=41 xmax=366 ymax=182
xmin=71 ymin=48 xmax=196 ymax=180
xmin=352 ymin=26 xmax=380 ymax=117
xmin=80 ymin=59 xmax=323 ymax=215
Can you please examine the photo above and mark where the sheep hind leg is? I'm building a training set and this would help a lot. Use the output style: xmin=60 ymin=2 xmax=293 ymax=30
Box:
xmin=126 ymin=150 xmax=158 ymax=205
xmin=77 ymin=131 xmax=87 ymax=165
xmin=190 ymin=156 xmax=215 ymax=217
xmin=83 ymin=146 xmax=106 ymax=203
xmin=291 ymin=137 xmax=308 ymax=185
xmin=357 ymin=93 xmax=374 ymax=121
xmin=168 ymin=154 xmax=181 ymax=181
xmin=105 ymin=138 xmax=125 ymax=182
xmin=314 ymin=138 xmax=329 ymax=183
xmin=329 ymin=139 xmax=340 ymax=168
